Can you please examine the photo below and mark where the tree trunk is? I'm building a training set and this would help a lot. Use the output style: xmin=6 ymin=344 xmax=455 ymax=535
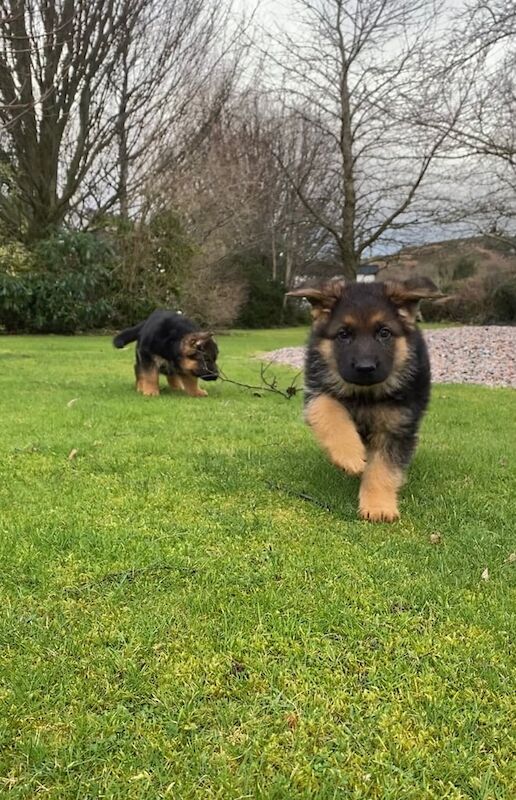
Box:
xmin=117 ymin=25 xmax=131 ymax=221
xmin=282 ymin=245 xmax=294 ymax=311
xmin=338 ymin=61 xmax=357 ymax=281
xmin=338 ymin=238 xmax=359 ymax=281
xmin=271 ymin=214 xmax=277 ymax=281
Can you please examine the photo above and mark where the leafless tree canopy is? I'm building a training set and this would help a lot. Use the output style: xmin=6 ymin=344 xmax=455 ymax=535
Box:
xmin=149 ymin=94 xmax=332 ymax=291
xmin=0 ymin=0 xmax=515 ymax=300
xmin=0 ymin=0 xmax=243 ymax=240
xmin=261 ymin=0 xmax=471 ymax=278
xmin=419 ymin=0 xmax=516 ymax=244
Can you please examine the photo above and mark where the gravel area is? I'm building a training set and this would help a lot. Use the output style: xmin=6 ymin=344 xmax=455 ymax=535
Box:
xmin=263 ymin=326 xmax=516 ymax=388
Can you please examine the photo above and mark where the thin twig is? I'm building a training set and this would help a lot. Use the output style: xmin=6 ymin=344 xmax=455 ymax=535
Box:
xmin=218 ymin=362 xmax=302 ymax=400
xmin=266 ymin=480 xmax=334 ymax=512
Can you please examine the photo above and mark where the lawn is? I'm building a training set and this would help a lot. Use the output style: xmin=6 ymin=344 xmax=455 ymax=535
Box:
xmin=0 ymin=329 xmax=514 ymax=799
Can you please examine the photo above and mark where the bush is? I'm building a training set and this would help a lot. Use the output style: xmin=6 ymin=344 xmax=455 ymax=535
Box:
xmin=421 ymin=271 xmax=516 ymax=325
xmin=237 ymin=274 xmax=285 ymax=328
xmin=487 ymin=274 xmax=516 ymax=323
xmin=0 ymin=226 xmax=311 ymax=333
xmin=0 ymin=267 xmax=117 ymax=333
xmin=480 ymin=234 xmax=516 ymax=254
xmin=233 ymin=255 xmax=309 ymax=328
xmin=33 ymin=230 xmax=114 ymax=275
xmin=0 ymin=230 xmax=118 ymax=333
xmin=452 ymin=255 xmax=476 ymax=281
xmin=98 ymin=211 xmax=195 ymax=326
xmin=0 ymin=240 xmax=34 ymax=275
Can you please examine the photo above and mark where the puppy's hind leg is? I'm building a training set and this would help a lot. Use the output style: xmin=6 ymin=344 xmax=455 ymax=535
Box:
xmin=135 ymin=349 xmax=160 ymax=396
xmin=167 ymin=374 xmax=184 ymax=392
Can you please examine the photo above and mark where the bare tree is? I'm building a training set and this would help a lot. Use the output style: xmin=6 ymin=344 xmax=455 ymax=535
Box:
xmin=153 ymin=94 xmax=330 ymax=289
xmin=0 ymin=0 xmax=243 ymax=241
xmin=400 ymin=0 xmax=516 ymax=249
xmin=437 ymin=0 xmax=516 ymax=245
xmin=456 ymin=0 xmax=516 ymax=62
xmin=265 ymin=0 xmax=464 ymax=279
xmin=95 ymin=0 xmax=247 ymax=222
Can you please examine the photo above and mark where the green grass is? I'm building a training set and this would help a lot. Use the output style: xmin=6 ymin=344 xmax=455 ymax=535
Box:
xmin=0 ymin=329 xmax=514 ymax=799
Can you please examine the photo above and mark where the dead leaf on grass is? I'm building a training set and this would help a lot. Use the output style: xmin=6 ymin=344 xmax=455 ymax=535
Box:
xmin=429 ymin=533 xmax=442 ymax=544
xmin=286 ymin=712 xmax=299 ymax=730
xmin=66 ymin=398 xmax=79 ymax=408
xmin=67 ymin=448 xmax=79 ymax=461
xmin=506 ymin=553 xmax=516 ymax=564
xmin=481 ymin=567 xmax=489 ymax=581
xmin=230 ymin=660 xmax=248 ymax=678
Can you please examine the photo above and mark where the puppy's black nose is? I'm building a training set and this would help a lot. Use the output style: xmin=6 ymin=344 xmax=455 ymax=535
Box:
xmin=353 ymin=359 xmax=377 ymax=374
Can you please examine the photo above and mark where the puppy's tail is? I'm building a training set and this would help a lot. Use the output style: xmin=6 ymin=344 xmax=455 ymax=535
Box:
xmin=113 ymin=321 xmax=144 ymax=349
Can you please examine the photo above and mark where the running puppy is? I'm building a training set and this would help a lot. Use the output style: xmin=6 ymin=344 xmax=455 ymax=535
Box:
xmin=113 ymin=310 xmax=219 ymax=397
xmin=287 ymin=278 xmax=442 ymax=522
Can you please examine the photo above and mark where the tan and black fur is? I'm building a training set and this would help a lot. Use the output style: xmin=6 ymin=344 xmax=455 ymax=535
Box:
xmin=113 ymin=310 xmax=218 ymax=397
xmin=287 ymin=278 xmax=442 ymax=522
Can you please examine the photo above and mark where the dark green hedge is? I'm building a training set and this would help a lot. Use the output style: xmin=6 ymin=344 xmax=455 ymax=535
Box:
xmin=0 ymin=232 xmax=119 ymax=333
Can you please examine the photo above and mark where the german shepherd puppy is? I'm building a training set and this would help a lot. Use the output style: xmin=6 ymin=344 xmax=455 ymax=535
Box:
xmin=113 ymin=310 xmax=219 ymax=397
xmin=287 ymin=278 xmax=442 ymax=522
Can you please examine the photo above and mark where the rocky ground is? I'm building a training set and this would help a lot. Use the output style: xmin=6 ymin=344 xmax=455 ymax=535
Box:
xmin=263 ymin=326 xmax=516 ymax=388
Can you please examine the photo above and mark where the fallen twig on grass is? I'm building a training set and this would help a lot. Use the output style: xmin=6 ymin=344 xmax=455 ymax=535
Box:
xmin=266 ymin=480 xmax=334 ymax=512
xmin=218 ymin=363 xmax=302 ymax=400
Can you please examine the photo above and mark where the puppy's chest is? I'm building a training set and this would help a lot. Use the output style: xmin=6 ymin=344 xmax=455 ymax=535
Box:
xmin=348 ymin=402 xmax=410 ymax=441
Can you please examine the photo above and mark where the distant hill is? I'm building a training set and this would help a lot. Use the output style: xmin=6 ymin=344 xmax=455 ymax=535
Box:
xmin=374 ymin=235 xmax=516 ymax=289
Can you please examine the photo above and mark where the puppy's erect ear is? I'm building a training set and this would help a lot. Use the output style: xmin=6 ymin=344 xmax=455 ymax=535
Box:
xmin=195 ymin=331 xmax=214 ymax=345
xmin=181 ymin=331 xmax=215 ymax=354
xmin=384 ymin=277 xmax=444 ymax=323
xmin=184 ymin=330 xmax=214 ymax=348
xmin=286 ymin=279 xmax=346 ymax=321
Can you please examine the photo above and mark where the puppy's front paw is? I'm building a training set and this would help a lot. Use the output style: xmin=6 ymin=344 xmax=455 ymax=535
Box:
xmin=333 ymin=453 xmax=366 ymax=476
xmin=137 ymin=386 xmax=160 ymax=397
xmin=329 ymin=441 xmax=366 ymax=476
xmin=359 ymin=499 xmax=400 ymax=523
xmin=192 ymin=388 xmax=208 ymax=398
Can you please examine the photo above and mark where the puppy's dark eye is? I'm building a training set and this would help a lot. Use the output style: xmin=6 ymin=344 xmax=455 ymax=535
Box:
xmin=337 ymin=327 xmax=352 ymax=342
xmin=376 ymin=326 xmax=392 ymax=342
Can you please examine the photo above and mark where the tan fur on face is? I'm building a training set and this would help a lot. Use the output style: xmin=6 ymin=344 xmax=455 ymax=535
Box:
xmin=317 ymin=335 xmax=412 ymax=400
xmin=317 ymin=338 xmax=344 ymax=385
xmin=359 ymin=452 xmax=403 ymax=522
xmin=318 ymin=338 xmax=338 ymax=368
xmin=306 ymin=394 xmax=366 ymax=475
xmin=136 ymin=368 xmax=160 ymax=396
xmin=311 ymin=307 xmax=331 ymax=322
xmin=317 ymin=337 xmax=357 ymax=398
xmin=393 ymin=336 xmax=409 ymax=370
xmin=368 ymin=311 xmax=391 ymax=327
